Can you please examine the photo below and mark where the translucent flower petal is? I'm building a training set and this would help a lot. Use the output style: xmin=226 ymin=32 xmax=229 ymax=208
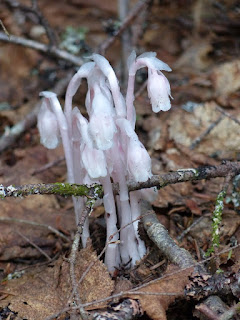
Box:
xmin=88 ymin=87 xmax=116 ymax=150
xmin=137 ymin=52 xmax=157 ymax=59
xmin=147 ymin=70 xmax=172 ymax=112
xmin=137 ymin=56 xmax=172 ymax=72
xmin=127 ymin=138 xmax=152 ymax=182
xmin=37 ymin=100 xmax=60 ymax=149
xmin=81 ymin=145 xmax=107 ymax=179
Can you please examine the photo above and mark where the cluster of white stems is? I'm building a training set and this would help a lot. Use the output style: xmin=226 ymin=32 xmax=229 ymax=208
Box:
xmin=37 ymin=51 xmax=172 ymax=272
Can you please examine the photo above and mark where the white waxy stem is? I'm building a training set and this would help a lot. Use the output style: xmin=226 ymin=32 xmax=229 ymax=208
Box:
xmin=102 ymin=175 xmax=120 ymax=272
xmin=130 ymin=191 xmax=147 ymax=258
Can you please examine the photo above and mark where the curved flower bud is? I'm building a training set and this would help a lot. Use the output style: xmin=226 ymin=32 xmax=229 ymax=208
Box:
xmin=37 ymin=99 xmax=60 ymax=149
xmin=127 ymin=138 xmax=152 ymax=182
xmin=116 ymin=118 xmax=138 ymax=140
xmin=88 ymin=86 xmax=116 ymax=150
xmin=39 ymin=91 xmax=75 ymax=184
xmin=72 ymin=107 xmax=93 ymax=147
xmin=91 ymin=54 xmax=126 ymax=117
xmin=81 ymin=144 xmax=107 ymax=179
xmin=147 ymin=69 xmax=172 ymax=112
xmin=65 ymin=62 xmax=95 ymax=135
xmin=128 ymin=50 xmax=171 ymax=75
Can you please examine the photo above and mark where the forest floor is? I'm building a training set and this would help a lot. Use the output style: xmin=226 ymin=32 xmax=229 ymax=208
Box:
xmin=0 ymin=0 xmax=240 ymax=319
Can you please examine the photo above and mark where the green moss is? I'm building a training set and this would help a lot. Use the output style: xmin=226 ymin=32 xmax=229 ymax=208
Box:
xmin=51 ymin=183 xmax=104 ymax=198
xmin=206 ymin=190 xmax=226 ymax=256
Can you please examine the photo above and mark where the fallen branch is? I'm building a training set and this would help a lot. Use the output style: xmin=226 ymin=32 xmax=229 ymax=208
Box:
xmin=3 ymin=0 xmax=57 ymax=46
xmin=194 ymin=296 xmax=230 ymax=320
xmin=0 ymin=32 xmax=83 ymax=66
xmin=1 ymin=161 xmax=240 ymax=199
xmin=0 ymin=216 xmax=69 ymax=242
xmin=141 ymin=200 xmax=195 ymax=268
xmin=98 ymin=0 xmax=151 ymax=54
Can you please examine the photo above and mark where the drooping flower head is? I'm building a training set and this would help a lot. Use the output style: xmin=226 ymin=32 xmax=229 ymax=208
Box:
xmin=88 ymin=85 xmax=117 ymax=151
xmin=37 ymin=98 xmax=60 ymax=149
xmin=126 ymin=51 xmax=173 ymax=127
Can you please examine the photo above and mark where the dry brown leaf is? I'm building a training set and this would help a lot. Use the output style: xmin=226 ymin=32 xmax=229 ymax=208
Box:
xmin=0 ymin=145 xmax=74 ymax=262
xmin=185 ymin=199 xmax=202 ymax=216
xmin=0 ymin=45 xmax=39 ymax=105
xmin=174 ymin=40 xmax=213 ymax=72
xmin=129 ymin=265 xmax=193 ymax=320
xmin=211 ymin=60 xmax=240 ymax=97
xmin=58 ymin=244 xmax=115 ymax=310
xmin=0 ymin=263 xmax=65 ymax=320
xmin=0 ymin=244 xmax=114 ymax=319
xmin=169 ymin=101 xmax=240 ymax=159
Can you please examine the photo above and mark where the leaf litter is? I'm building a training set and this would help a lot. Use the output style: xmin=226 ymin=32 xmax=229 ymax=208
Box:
xmin=0 ymin=0 xmax=240 ymax=319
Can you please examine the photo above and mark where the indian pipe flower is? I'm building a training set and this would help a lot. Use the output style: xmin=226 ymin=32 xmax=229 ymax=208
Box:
xmin=37 ymin=51 xmax=173 ymax=272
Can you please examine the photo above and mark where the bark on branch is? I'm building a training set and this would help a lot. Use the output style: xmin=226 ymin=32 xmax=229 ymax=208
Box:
xmin=0 ymin=31 xmax=83 ymax=66
xmin=1 ymin=161 xmax=240 ymax=199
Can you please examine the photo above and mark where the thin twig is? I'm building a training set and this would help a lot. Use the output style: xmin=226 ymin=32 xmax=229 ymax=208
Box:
xmin=4 ymin=0 xmax=57 ymax=46
xmin=2 ymin=161 xmax=240 ymax=198
xmin=16 ymin=230 xmax=51 ymax=261
xmin=0 ymin=217 xmax=70 ymax=242
xmin=195 ymin=303 xmax=220 ymax=320
xmin=216 ymin=105 xmax=240 ymax=126
xmin=68 ymin=200 xmax=95 ymax=319
xmin=0 ymin=182 xmax=104 ymax=198
xmin=31 ymin=156 xmax=65 ymax=175
xmin=0 ymin=19 xmax=10 ymax=38
xmin=190 ymin=115 xmax=224 ymax=150
xmin=64 ymin=213 xmax=150 ymax=315
xmin=0 ymin=71 xmax=74 ymax=153
xmin=0 ymin=32 xmax=83 ymax=66
xmin=177 ymin=215 xmax=208 ymax=242
xmin=98 ymin=0 xmax=151 ymax=55
xmin=55 ymin=214 xmax=151 ymax=320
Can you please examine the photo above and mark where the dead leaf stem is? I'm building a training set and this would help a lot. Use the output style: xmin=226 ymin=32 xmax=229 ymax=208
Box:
xmin=0 ymin=217 xmax=69 ymax=242
xmin=16 ymin=230 xmax=51 ymax=261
